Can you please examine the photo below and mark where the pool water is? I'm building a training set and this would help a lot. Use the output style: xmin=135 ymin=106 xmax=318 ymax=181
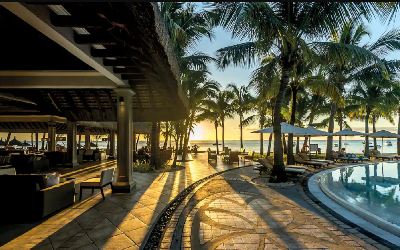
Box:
xmin=324 ymin=162 xmax=400 ymax=227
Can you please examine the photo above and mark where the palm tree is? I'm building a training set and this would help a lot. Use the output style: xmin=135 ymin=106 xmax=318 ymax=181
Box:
xmin=197 ymin=100 xmax=221 ymax=154
xmin=213 ymin=2 xmax=380 ymax=182
xmin=181 ymin=70 xmax=220 ymax=160
xmin=349 ymin=74 xmax=399 ymax=156
xmin=160 ymin=2 xmax=216 ymax=72
xmin=249 ymin=58 xmax=280 ymax=155
xmin=316 ymin=22 xmax=400 ymax=159
xmin=227 ymin=83 xmax=254 ymax=149
xmin=214 ymin=90 xmax=235 ymax=150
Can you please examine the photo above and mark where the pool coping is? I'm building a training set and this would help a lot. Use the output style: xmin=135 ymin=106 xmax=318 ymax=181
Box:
xmin=308 ymin=162 xmax=400 ymax=247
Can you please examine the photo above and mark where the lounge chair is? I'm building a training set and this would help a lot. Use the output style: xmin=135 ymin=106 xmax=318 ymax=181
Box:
xmin=80 ymin=168 xmax=115 ymax=200
xmin=222 ymin=147 xmax=230 ymax=156
xmin=332 ymin=151 xmax=348 ymax=162
xmin=207 ymin=149 xmax=217 ymax=162
xmin=240 ymin=150 xmax=255 ymax=163
xmin=223 ymin=151 xmax=240 ymax=164
xmin=255 ymin=159 xmax=307 ymax=176
xmin=370 ymin=149 xmax=398 ymax=160
xmin=294 ymin=154 xmax=328 ymax=168
xmin=298 ymin=153 xmax=334 ymax=165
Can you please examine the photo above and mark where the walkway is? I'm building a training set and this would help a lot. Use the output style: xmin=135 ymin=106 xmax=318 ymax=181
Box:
xmin=0 ymin=154 xmax=387 ymax=250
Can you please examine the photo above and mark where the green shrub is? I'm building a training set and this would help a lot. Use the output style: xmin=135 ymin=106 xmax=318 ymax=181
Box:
xmin=133 ymin=160 xmax=155 ymax=173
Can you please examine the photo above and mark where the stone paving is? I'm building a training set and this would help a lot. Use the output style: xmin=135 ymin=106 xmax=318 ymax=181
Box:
xmin=0 ymin=154 xmax=391 ymax=250
xmin=0 ymin=153 xmax=250 ymax=250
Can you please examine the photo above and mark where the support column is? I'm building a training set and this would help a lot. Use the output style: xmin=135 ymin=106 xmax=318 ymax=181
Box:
xmin=150 ymin=122 xmax=161 ymax=169
xmin=109 ymin=130 xmax=116 ymax=159
xmin=48 ymin=122 xmax=56 ymax=151
xmin=66 ymin=121 xmax=78 ymax=168
xmin=85 ymin=130 xmax=90 ymax=149
xmin=112 ymin=88 xmax=135 ymax=193
xmin=35 ymin=133 xmax=39 ymax=151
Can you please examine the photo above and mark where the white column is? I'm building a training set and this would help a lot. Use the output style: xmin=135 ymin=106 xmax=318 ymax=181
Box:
xmin=109 ymin=129 xmax=116 ymax=159
xmin=113 ymin=88 xmax=135 ymax=193
xmin=66 ymin=121 xmax=78 ymax=168
xmin=48 ymin=122 xmax=56 ymax=151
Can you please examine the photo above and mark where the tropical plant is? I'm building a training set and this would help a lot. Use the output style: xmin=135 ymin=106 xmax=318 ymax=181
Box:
xmin=315 ymin=21 xmax=400 ymax=159
xmin=181 ymin=70 xmax=220 ymax=160
xmin=197 ymin=99 xmax=221 ymax=154
xmin=227 ymin=83 xmax=255 ymax=149
xmin=213 ymin=2 xmax=381 ymax=182
xmin=214 ymin=90 xmax=235 ymax=150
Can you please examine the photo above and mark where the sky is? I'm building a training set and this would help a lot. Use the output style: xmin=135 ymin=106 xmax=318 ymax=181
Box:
xmin=1 ymin=8 xmax=400 ymax=143
xmin=190 ymin=12 xmax=400 ymax=141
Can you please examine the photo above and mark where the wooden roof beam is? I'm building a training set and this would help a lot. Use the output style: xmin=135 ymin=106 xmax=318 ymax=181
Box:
xmin=103 ymin=58 xmax=135 ymax=67
xmin=0 ymin=3 xmax=129 ymax=87
xmin=51 ymin=13 xmax=105 ymax=29
xmin=74 ymin=33 xmax=117 ymax=45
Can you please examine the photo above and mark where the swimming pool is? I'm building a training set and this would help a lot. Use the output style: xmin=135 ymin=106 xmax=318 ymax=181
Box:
xmin=320 ymin=162 xmax=400 ymax=236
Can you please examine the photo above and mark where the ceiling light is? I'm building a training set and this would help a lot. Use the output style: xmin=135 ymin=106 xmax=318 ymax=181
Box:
xmin=48 ymin=5 xmax=71 ymax=16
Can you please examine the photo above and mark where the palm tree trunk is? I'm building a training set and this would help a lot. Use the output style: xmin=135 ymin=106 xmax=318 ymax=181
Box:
xmin=364 ymin=108 xmax=371 ymax=158
xmin=326 ymin=103 xmax=336 ymax=160
xmin=372 ymin=116 xmax=377 ymax=150
xmin=287 ymin=85 xmax=297 ymax=165
xmin=260 ymin=133 xmax=264 ymax=156
xmin=296 ymin=137 xmax=300 ymax=154
xmin=271 ymin=58 xmax=291 ymax=183
xmin=182 ymin=119 xmax=189 ymax=160
xmin=282 ymin=134 xmax=288 ymax=154
xmin=215 ymin=121 xmax=219 ymax=154
xmin=267 ymin=133 xmax=272 ymax=156
xmin=398 ymin=106 xmax=400 ymax=155
xmin=78 ymin=135 xmax=81 ymax=149
xmin=172 ymin=136 xmax=179 ymax=167
xmin=179 ymin=133 xmax=183 ymax=155
xmin=338 ymin=119 xmax=343 ymax=151
xmin=240 ymin=115 xmax=243 ymax=149
xmin=164 ymin=122 xmax=169 ymax=149
xmin=222 ymin=120 xmax=225 ymax=150
xmin=136 ymin=134 xmax=140 ymax=151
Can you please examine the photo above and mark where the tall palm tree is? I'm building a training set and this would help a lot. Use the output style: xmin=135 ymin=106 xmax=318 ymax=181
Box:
xmin=181 ymin=70 xmax=220 ymax=160
xmin=349 ymin=74 xmax=399 ymax=156
xmin=213 ymin=2 xmax=380 ymax=182
xmin=214 ymin=90 xmax=235 ymax=150
xmin=197 ymin=100 xmax=221 ymax=154
xmin=227 ymin=83 xmax=254 ymax=149
xmin=316 ymin=22 xmax=400 ymax=159
xmin=160 ymin=2 xmax=216 ymax=72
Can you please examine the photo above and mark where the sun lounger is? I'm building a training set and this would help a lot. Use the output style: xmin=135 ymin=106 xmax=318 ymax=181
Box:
xmin=294 ymin=154 xmax=328 ymax=168
xmin=255 ymin=159 xmax=307 ymax=176
xmin=370 ymin=149 xmax=398 ymax=160
xmin=332 ymin=151 xmax=347 ymax=162
xmin=298 ymin=153 xmax=334 ymax=165
xmin=207 ymin=149 xmax=217 ymax=162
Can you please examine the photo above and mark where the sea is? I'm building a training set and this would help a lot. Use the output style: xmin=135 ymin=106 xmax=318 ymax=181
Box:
xmin=12 ymin=139 xmax=399 ymax=154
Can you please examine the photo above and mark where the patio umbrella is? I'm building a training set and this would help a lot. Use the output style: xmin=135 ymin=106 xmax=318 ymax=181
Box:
xmin=9 ymin=136 xmax=22 ymax=146
xmin=333 ymin=129 xmax=367 ymax=153
xmin=292 ymin=127 xmax=333 ymax=154
xmin=368 ymin=130 xmax=400 ymax=154
xmin=22 ymin=140 xmax=31 ymax=146
xmin=252 ymin=122 xmax=311 ymax=134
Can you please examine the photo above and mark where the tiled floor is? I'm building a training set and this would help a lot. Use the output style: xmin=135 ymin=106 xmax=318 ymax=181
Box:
xmin=0 ymin=154 xmax=387 ymax=250
xmin=1 ymin=153 xmax=250 ymax=250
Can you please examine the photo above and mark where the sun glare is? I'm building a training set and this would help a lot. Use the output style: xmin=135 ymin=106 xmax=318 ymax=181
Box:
xmin=190 ymin=125 xmax=203 ymax=141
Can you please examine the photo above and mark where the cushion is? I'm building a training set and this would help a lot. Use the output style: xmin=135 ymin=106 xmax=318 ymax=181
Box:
xmin=85 ymin=149 xmax=94 ymax=156
xmin=80 ymin=178 xmax=102 ymax=187
xmin=299 ymin=153 xmax=310 ymax=160
xmin=44 ymin=172 xmax=60 ymax=188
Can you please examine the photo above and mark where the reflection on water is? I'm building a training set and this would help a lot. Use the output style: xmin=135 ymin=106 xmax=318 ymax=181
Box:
xmin=326 ymin=162 xmax=400 ymax=226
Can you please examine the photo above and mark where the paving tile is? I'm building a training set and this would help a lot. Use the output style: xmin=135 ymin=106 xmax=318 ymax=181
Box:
xmin=86 ymin=224 xmax=122 ymax=242
xmin=124 ymin=226 xmax=149 ymax=246
xmin=116 ymin=217 xmax=147 ymax=233
xmin=94 ymin=234 xmax=135 ymax=250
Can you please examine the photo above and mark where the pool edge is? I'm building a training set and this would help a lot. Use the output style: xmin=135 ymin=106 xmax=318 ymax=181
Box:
xmin=308 ymin=163 xmax=400 ymax=247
